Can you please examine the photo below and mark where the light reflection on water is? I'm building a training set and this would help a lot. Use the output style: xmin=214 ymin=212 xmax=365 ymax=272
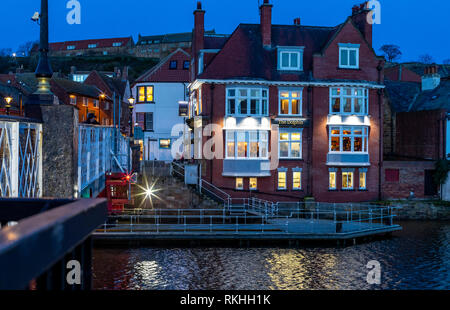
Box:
xmin=93 ymin=221 xmax=450 ymax=290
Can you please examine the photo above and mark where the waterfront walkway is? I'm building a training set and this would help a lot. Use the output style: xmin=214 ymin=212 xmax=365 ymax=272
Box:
xmin=93 ymin=205 xmax=402 ymax=243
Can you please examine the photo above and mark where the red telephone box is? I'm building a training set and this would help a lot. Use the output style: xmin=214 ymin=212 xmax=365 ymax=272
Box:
xmin=99 ymin=172 xmax=136 ymax=214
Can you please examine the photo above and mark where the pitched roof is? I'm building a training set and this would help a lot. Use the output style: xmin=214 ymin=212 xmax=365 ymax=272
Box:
xmin=410 ymin=79 xmax=450 ymax=112
xmin=384 ymin=80 xmax=421 ymax=113
xmin=199 ymin=23 xmax=338 ymax=81
xmin=44 ymin=37 xmax=133 ymax=52
xmin=386 ymin=63 xmax=450 ymax=78
xmin=137 ymin=30 xmax=222 ymax=45
xmin=52 ymin=78 xmax=103 ymax=99
xmin=134 ymin=48 xmax=190 ymax=83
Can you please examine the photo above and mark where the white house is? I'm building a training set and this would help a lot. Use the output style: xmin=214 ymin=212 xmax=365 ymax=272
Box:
xmin=132 ymin=48 xmax=191 ymax=161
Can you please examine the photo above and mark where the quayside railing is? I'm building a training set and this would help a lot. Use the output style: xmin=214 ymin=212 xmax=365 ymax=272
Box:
xmin=98 ymin=204 xmax=400 ymax=235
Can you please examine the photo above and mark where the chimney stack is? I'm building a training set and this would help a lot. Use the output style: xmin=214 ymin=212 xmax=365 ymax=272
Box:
xmin=193 ymin=1 xmax=205 ymax=77
xmin=350 ymin=2 xmax=372 ymax=46
xmin=260 ymin=0 xmax=273 ymax=47
xmin=422 ymin=64 xmax=441 ymax=91
xmin=294 ymin=18 xmax=301 ymax=26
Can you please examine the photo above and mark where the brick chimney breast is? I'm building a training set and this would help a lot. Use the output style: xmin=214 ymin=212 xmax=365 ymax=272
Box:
xmin=294 ymin=18 xmax=301 ymax=26
xmin=260 ymin=0 xmax=273 ymax=47
xmin=193 ymin=1 xmax=205 ymax=77
xmin=422 ymin=64 xmax=441 ymax=91
xmin=350 ymin=1 xmax=372 ymax=46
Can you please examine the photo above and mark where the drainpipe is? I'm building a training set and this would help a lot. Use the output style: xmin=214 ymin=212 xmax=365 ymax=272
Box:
xmin=210 ymin=83 xmax=215 ymax=183
xmin=307 ymin=86 xmax=313 ymax=197
xmin=377 ymin=62 xmax=383 ymax=201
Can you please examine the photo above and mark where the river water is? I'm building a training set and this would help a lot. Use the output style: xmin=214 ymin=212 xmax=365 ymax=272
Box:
xmin=92 ymin=221 xmax=450 ymax=290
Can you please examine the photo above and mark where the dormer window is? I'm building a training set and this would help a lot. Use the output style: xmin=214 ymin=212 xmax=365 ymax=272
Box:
xmin=277 ymin=46 xmax=304 ymax=71
xmin=339 ymin=43 xmax=360 ymax=69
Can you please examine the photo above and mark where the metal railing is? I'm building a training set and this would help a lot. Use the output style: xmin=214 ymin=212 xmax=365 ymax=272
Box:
xmin=0 ymin=118 xmax=43 ymax=198
xmin=98 ymin=204 xmax=400 ymax=235
xmin=78 ymin=125 xmax=130 ymax=195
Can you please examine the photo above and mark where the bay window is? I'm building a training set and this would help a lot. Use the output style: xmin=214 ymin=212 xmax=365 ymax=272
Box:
xmin=329 ymin=126 xmax=368 ymax=153
xmin=227 ymin=87 xmax=268 ymax=116
xmin=279 ymin=89 xmax=302 ymax=116
xmin=330 ymin=87 xmax=369 ymax=115
xmin=279 ymin=130 xmax=302 ymax=159
xmin=226 ymin=131 xmax=269 ymax=159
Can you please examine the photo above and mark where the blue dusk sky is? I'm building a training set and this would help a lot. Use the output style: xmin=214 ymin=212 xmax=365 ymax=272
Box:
xmin=0 ymin=0 xmax=449 ymax=62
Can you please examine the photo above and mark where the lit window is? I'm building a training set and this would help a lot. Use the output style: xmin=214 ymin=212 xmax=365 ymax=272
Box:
xmin=359 ymin=170 xmax=367 ymax=190
xmin=70 ymin=95 xmax=76 ymax=105
xmin=67 ymin=45 xmax=75 ymax=50
xmin=137 ymin=86 xmax=154 ymax=103
xmin=112 ymin=42 xmax=122 ymax=47
xmin=279 ymin=89 xmax=302 ymax=116
xmin=169 ymin=61 xmax=177 ymax=69
xmin=342 ymin=171 xmax=354 ymax=190
xmin=226 ymin=131 xmax=269 ymax=159
xmin=250 ymin=178 xmax=257 ymax=191
xmin=329 ymin=171 xmax=337 ymax=190
xmin=278 ymin=47 xmax=304 ymax=71
xmin=88 ymin=44 xmax=97 ymax=49
xmin=279 ymin=130 xmax=302 ymax=159
xmin=236 ymin=178 xmax=244 ymax=190
xmin=330 ymin=87 xmax=368 ymax=115
xmin=226 ymin=87 xmax=268 ymax=116
xmin=278 ymin=171 xmax=287 ymax=190
xmin=329 ymin=126 xmax=368 ymax=153
xmin=159 ymin=139 xmax=171 ymax=149
xmin=293 ymin=171 xmax=302 ymax=190
xmin=339 ymin=44 xmax=359 ymax=69
xmin=82 ymin=98 xmax=88 ymax=106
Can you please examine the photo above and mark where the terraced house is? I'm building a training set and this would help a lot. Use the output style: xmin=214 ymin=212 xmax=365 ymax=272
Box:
xmin=188 ymin=1 xmax=386 ymax=202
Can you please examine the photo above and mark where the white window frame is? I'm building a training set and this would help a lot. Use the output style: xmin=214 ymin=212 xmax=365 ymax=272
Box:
xmin=359 ymin=168 xmax=367 ymax=190
xmin=279 ymin=88 xmax=303 ymax=116
xmin=339 ymin=43 xmax=360 ymax=69
xmin=67 ymin=45 xmax=75 ymax=50
xmin=292 ymin=169 xmax=302 ymax=191
xmin=236 ymin=178 xmax=244 ymax=190
xmin=225 ymin=130 xmax=269 ymax=160
xmin=342 ymin=170 xmax=354 ymax=190
xmin=226 ymin=87 xmax=269 ymax=117
xmin=277 ymin=169 xmax=287 ymax=190
xmin=329 ymin=87 xmax=369 ymax=115
xmin=277 ymin=46 xmax=304 ymax=71
xmin=329 ymin=169 xmax=337 ymax=190
xmin=279 ymin=129 xmax=303 ymax=159
xmin=329 ymin=126 xmax=368 ymax=154
xmin=113 ymin=42 xmax=122 ymax=47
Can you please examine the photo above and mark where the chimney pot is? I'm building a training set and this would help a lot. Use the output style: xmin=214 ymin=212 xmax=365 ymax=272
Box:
xmin=197 ymin=1 xmax=202 ymax=10
xmin=294 ymin=18 xmax=301 ymax=26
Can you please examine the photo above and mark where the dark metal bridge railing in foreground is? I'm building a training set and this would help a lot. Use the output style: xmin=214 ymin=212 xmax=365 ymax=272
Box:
xmin=0 ymin=198 xmax=107 ymax=290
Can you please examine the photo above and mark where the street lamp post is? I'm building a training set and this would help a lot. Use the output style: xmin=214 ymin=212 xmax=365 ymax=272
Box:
xmin=4 ymin=96 xmax=13 ymax=115
xmin=128 ymin=95 xmax=135 ymax=138
xmin=34 ymin=0 xmax=53 ymax=96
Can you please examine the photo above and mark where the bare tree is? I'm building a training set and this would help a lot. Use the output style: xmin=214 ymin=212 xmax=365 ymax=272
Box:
xmin=418 ymin=54 xmax=434 ymax=64
xmin=379 ymin=44 xmax=402 ymax=62
xmin=16 ymin=41 xmax=38 ymax=57
xmin=0 ymin=48 xmax=13 ymax=57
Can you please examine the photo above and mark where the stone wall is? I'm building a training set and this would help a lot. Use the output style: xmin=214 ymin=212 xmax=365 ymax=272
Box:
xmin=389 ymin=201 xmax=450 ymax=221
xmin=40 ymin=105 xmax=78 ymax=198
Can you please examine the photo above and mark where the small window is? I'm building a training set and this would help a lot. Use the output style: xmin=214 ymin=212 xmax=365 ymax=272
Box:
xmin=249 ymin=178 xmax=257 ymax=191
xmin=82 ymin=98 xmax=88 ymax=106
xmin=359 ymin=171 xmax=367 ymax=190
xmin=112 ymin=42 xmax=122 ymax=47
xmin=342 ymin=172 xmax=354 ymax=190
xmin=93 ymin=99 xmax=99 ymax=108
xmin=169 ymin=60 xmax=178 ymax=70
xmin=385 ymin=169 xmax=400 ymax=183
xmin=144 ymin=112 xmax=153 ymax=131
xmin=339 ymin=44 xmax=359 ymax=69
xmin=67 ymin=45 xmax=76 ymax=50
xmin=278 ymin=47 xmax=304 ymax=71
xmin=329 ymin=171 xmax=337 ymax=190
xmin=278 ymin=171 xmax=287 ymax=190
xmin=293 ymin=171 xmax=302 ymax=190
xmin=159 ymin=139 xmax=171 ymax=149
xmin=183 ymin=60 xmax=190 ymax=70
xmin=236 ymin=178 xmax=244 ymax=190
xmin=88 ymin=44 xmax=97 ymax=49
xmin=70 ymin=95 xmax=76 ymax=105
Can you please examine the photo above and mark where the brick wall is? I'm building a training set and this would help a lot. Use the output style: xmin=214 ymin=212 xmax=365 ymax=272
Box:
xmin=382 ymin=161 xmax=436 ymax=199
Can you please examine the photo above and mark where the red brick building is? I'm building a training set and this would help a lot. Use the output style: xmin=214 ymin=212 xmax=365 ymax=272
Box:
xmin=188 ymin=1 xmax=385 ymax=202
